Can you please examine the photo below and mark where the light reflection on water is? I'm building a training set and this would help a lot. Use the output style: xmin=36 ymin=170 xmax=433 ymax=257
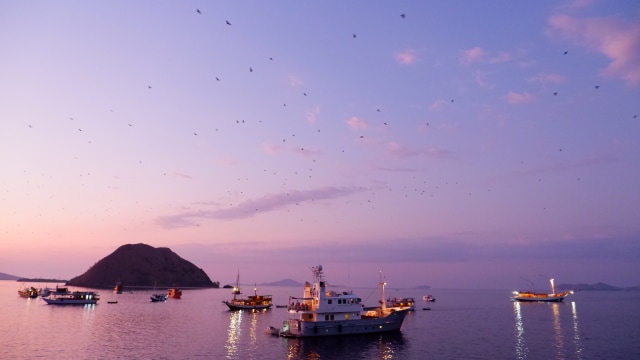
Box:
xmin=551 ymin=303 xmax=565 ymax=359
xmin=571 ymin=302 xmax=584 ymax=360
xmin=513 ymin=300 xmax=584 ymax=360
xmin=513 ymin=301 xmax=527 ymax=359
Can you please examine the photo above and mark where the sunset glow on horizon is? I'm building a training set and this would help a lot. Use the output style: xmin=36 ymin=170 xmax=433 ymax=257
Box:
xmin=1 ymin=1 xmax=639 ymax=289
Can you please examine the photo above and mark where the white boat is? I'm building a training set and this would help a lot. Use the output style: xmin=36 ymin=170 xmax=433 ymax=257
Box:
xmin=511 ymin=278 xmax=573 ymax=302
xmin=422 ymin=295 xmax=436 ymax=302
xmin=386 ymin=297 xmax=416 ymax=311
xmin=222 ymin=272 xmax=272 ymax=311
xmin=150 ymin=293 xmax=168 ymax=302
xmin=272 ymin=265 xmax=408 ymax=338
xmin=42 ymin=291 xmax=100 ymax=305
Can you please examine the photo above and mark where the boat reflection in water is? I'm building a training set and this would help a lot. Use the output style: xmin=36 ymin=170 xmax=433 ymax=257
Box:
xmin=224 ymin=307 xmax=265 ymax=358
xmin=283 ymin=331 xmax=407 ymax=359
xmin=512 ymin=300 xmax=583 ymax=360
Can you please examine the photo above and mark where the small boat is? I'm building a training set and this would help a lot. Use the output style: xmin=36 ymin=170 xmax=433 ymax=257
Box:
xmin=150 ymin=293 xmax=168 ymax=302
xmin=38 ymin=287 xmax=52 ymax=297
xmin=222 ymin=272 xmax=272 ymax=311
xmin=167 ymin=288 xmax=182 ymax=299
xmin=422 ymin=295 xmax=436 ymax=302
xmin=265 ymin=326 xmax=280 ymax=336
xmin=270 ymin=265 xmax=408 ymax=338
xmin=18 ymin=286 xmax=39 ymax=298
xmin=386 ymin=297 xmax=416 ymax=311
xmin=107 ymin=301 xmax=118 ymax=304
xmin=42 ymin=291 xmax=100 ymax=305
xmin=275 ymin=304 xmax=288 ymax=308
xmin=113 ymin=281 xmax=123 ymax=294
xmin=511 ymin=278 xmax=573 ymax=302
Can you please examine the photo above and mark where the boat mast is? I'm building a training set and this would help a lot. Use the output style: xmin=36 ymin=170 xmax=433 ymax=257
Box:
xmin=232 ymin=270 xmax=241 ymax=299
xmin=379 ymin=270 xmax=387 ymax=311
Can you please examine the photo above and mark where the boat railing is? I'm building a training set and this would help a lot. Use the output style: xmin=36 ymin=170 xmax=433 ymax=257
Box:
xmin=288 ymin=302 xmax=311 ymax=312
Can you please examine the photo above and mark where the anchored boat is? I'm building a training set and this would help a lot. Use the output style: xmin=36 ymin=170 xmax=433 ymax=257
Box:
xmin=42 ymin=291 xmax=100 ymax=305
xmin=272 ymin=265 xmax=408 ymax=338
xmin=511 ymin=278 xmax=573 ymax=302
xmin=222 ymin=272 xmax=272 ymax=310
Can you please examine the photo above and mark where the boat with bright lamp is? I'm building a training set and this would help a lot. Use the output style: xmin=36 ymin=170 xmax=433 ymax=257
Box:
xmin=42 ymin=291 xmax=100 ymax=305
xmin=271 ymin=265 xmax=408 ymax=338
xmin=511 ymin=278 xmax=573 ymax=302
xmin=222 ymin=272 xmax=272 ymax=310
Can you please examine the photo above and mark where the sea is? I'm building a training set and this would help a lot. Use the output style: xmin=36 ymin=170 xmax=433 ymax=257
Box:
xmin=1 ymin=280 xmax=639 ymax=359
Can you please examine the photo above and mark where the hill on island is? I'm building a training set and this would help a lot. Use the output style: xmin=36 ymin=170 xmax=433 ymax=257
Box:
xmin=66 ymin=243 xmax=217 ymax=289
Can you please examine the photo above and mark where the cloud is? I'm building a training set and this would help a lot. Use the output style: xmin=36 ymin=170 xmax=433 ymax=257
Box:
xmin=385 ymin=141 xmax=454 ymax=160
xmin=489 ymin=51 xmax=512 ymax=64
xmin=263 ymin=142 xmax=321 ymax=158
xmin=473 ymin=70 xmax=495 ymax=89
xmin=460 ymin=47 xmax=485 ymax=65
xmin=155 ymin=186 xmax=365 ymax=228
xmin=172 ymin=171 xmax=193 ymax=179
xmin=504 ymin=91 xmax=535 ymax=104
xmin=547 ymin=14 xmax=640 ymax=85
xmin=288 ymin=74 xmax=303 ymax=88
xmin=346 ymin=116 xmax=368 ymax=130
xmin=306 ymin=106 xmax=320 ymax=123
xmin=461 ymin=47 xmax=514 ymax=66
xmin=528 ymin=72 xmax=567 ymax=84
xmin=428 ymin=98 xmax=447 ymax=111
xmin=395 ymin=49 xmax=418 ymax=65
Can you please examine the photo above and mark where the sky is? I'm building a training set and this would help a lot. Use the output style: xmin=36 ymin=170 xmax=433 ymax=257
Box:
xmin=1 ymin=0 xmax=639 ymax=290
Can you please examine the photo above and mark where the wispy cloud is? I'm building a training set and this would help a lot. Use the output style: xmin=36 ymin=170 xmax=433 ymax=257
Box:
xmin=460 ymin=47 xmax=485 ymax=65
xmin=461 ymin=47 xmax=513 ymax=66
xmin=504 ymin=91 xmax=535 ymax=104
xmin=395 ymin=49 xmax=418 ymax=65
xmin=262 ymin=143 xmax=320 ymax=158
xmin=346 ymin=116 xmax=368 ymax=130
xmin=172 ymin=171 xmax=193 ymax=179
xmin=528 ymin=72 xmax=567 ymax=84
xmin=156 ymin=186 xmax=365 ymax=228
xmin=473 ymin=70 xmax=495 ymax=89
xmin=288 ymin=74 xmax=303 ymax=88
xmin=547 ymin=14 xmax=640 ymax=85
xmin=306 ymin=106 xmax=320 ymax=123
xmin=385 ymin=141 xmax=454 ymax=160
xmin=428 ymin=98 xmax=447 ymax=111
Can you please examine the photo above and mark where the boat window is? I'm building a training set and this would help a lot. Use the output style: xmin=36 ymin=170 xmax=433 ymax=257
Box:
xmin=328 ymin=299 xmax=332 ymax=304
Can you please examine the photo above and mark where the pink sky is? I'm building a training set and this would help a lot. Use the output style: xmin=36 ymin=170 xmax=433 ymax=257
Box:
xmin=1 ymin=1 xmax=639 ymax=289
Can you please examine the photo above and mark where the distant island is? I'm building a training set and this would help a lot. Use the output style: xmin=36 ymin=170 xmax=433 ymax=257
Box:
xmin=17 ymin=278 xmax=67 ymax=283
xmin=558 ymin=282 xmax=640 ymax=291
xmin=259 ymin=278 xmax=304 ymax=287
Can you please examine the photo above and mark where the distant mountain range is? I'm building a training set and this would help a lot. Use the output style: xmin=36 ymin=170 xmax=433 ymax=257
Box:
xmin=557 ymin=282 xmax=640 ymax=291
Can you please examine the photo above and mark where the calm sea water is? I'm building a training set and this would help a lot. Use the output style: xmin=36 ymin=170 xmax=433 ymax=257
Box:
xmin=1 ymin=280 xmax=638 ymax=359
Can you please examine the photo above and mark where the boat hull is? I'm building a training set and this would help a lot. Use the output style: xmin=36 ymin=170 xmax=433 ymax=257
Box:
xmin=511 ymin=291 xmax=572 ymax=302
xmin=223 ymin=302 xmax=272 ymax=311
xmin=280 ymin=309 xmax=408 ymax=338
